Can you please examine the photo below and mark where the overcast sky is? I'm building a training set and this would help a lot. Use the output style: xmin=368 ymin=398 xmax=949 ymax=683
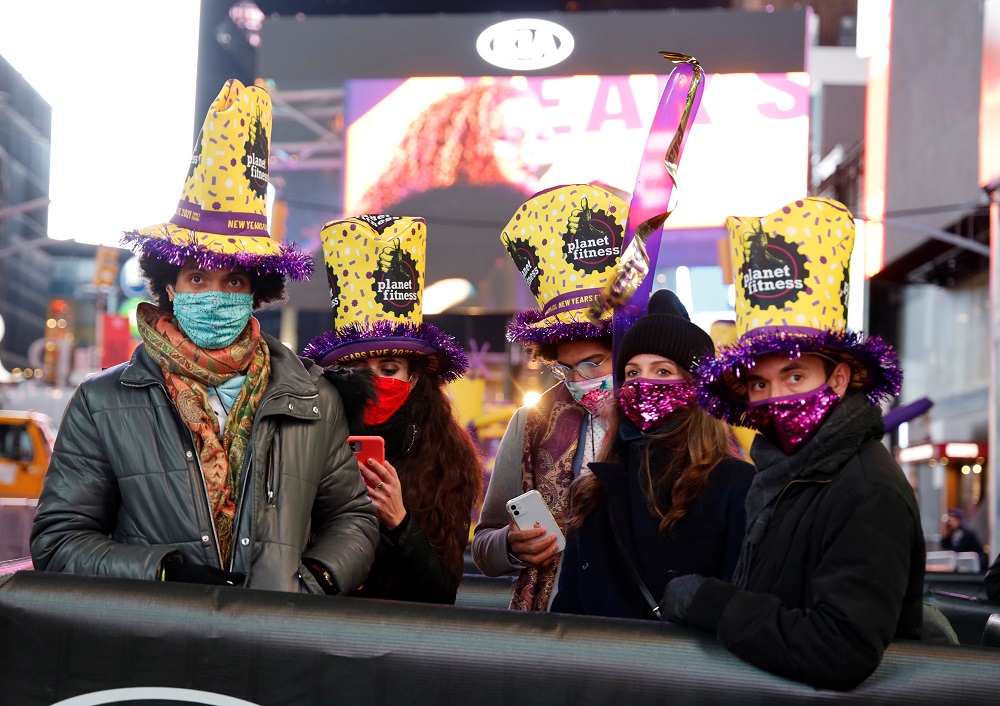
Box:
xmin=0 ymin=1 xmax=200 ymax=245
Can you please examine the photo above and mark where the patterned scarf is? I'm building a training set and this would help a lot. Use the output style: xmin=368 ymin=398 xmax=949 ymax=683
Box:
xmin=510 ymin=383 xmax=585 ymax=611
xmin=136 ymin=303 xmax=270 ymax=566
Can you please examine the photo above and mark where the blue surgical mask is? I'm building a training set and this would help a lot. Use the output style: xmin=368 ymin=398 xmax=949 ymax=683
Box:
xmin=172 ymin=291 xmax=253 ymax=349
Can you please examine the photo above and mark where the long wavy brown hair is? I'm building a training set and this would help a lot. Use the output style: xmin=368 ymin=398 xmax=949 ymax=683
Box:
xmin=381 ymin=365 xmax=483 ymax=582
xmin=358 ymin=81 xmax=526 ymax=213
xmin=568 ymin=381 xmax=740 ymax=536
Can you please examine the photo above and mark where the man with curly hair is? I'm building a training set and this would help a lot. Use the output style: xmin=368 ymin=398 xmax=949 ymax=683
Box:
xmin=31 ymin=79 xmax=378 ymax=595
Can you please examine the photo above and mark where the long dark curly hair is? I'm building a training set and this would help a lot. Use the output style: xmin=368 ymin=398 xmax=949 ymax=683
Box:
xmin=568 ymin=384 xmax=740 ymax=536
xmin=358 ymin=81 xmax=526 ymax=213
xmin=354 ymin=360 xmax=483 ymax=583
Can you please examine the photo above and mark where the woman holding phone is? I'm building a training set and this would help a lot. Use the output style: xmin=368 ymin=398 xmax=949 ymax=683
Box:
xmin=550 ymin=289 xmax=754 ymax=620
xmin=303 ymin=215 xmax=482 ymax=604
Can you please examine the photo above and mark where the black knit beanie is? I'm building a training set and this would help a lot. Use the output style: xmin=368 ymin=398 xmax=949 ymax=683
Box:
xmin=615 ymin=289 xmax=715 ymax=382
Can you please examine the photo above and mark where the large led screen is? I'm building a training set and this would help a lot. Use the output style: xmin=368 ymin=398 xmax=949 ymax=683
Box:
xmin=346 ymin=73 xmax=808 ymax=225
xmin=341 ymin=72 xmax=807 ymax=312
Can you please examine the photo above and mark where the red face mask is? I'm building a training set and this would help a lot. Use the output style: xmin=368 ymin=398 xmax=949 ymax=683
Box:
xmin=363 ymin=374 xmax=412 ymax=426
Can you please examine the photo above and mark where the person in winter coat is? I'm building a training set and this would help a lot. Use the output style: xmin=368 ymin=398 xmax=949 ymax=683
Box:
xmin=31 ymin=79 xmax=379 ymax=595
xmin=940 ymin=508 xmax=986 ymax=571
xmin=663 ymin=198 xmax=923 ymax=691
xmin=302 ymin=215 xmax=481 ymax=605
xmin=472 ymin=185 xmax=627 ymax=611
xmin=550 ymin=289 xmax=754 ymax=620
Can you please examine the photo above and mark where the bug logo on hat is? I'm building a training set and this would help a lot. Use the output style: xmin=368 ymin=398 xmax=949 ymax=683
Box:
xmin=562 ymin=196 xmax=623 ymax=275
xmin=739 ymin=223 xmax=811 ymax=309
xmin=503 ymin=233 xmax=543 ymax=296
xmin=243 ymin=110 xmax=269 ymax=200
xmin=372 ymin=239 xmax=419 ymax=316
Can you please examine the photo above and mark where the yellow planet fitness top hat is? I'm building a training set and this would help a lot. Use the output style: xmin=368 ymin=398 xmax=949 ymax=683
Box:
xmin=502 ymin=184 xmax=629 ymax=345
xmin=122 ymin=79 xmax=312 ymax=280
xmin=301 ymin=215 xmax=468 ymax=382
xmin=696 ymin=197 xmax=902 ymax=424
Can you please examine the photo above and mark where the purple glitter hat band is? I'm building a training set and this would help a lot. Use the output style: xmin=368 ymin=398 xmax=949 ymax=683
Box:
xmin=121 ymin=230 xmax=314 ymax=281
xmin=506 ymin=308 xmax=611 ymax=345
xmin=169 ymin=200 xmax=267 ymax=236
xmin=301 ymin=320 xmax=469 ymax=383
xmin=694 ymin=328 xmax=903 ymax=426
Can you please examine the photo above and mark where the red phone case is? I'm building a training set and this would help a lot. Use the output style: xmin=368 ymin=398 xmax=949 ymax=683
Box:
xmin=347 ymin=435 xmax=385 ymax=469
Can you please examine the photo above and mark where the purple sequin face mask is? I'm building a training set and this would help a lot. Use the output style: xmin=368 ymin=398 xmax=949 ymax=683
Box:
xmin=745 ymin=384 xmax=841 ymax=454
xmin=618 ymin=378 xmax=696 ymax=432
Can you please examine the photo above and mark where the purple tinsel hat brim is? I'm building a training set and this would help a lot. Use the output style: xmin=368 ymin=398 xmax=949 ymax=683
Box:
xmin=121 ymin=230 xmax=314 ymax=281
xmin=506 ymin=308 xmax=611 ymax=345
xmin=301 ymin=320 xmax=469 ymax=383
xmin=695 ymin=328 xmax=903 ymax=426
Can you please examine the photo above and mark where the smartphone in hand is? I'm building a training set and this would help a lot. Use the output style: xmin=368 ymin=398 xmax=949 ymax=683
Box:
xmin=506 ymin=489 xmax=566 ymax=552
xmin=347 ymin=435 xmax=385 ymax=470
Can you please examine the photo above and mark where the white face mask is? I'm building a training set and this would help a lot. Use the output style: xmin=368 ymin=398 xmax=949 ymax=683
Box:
xmin=564 ymin=373 xmax=615 ymax=416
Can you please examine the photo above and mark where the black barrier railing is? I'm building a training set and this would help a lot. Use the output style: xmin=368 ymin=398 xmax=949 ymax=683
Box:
xmin=1 ymin=571 xmax=999 ymax=706
xmin=455 ymin=573 xmax=516 ymax=609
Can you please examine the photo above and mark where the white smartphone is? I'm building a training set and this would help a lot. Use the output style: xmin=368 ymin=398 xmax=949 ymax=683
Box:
xmin=506 ymin=489 xmax=566 ymax=552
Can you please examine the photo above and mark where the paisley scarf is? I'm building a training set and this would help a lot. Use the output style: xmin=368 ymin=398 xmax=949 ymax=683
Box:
xmin=510 ymin=383 xmax=585 ymax=611
xmin=137 ymin=303 xmax=270 ymax=566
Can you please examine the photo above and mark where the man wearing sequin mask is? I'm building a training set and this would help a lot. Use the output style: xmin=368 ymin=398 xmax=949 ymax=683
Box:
xmin=473 ymin=185 xmax=626 ymax=611
xmin=659 ymin=198 xmax=924 ymax=690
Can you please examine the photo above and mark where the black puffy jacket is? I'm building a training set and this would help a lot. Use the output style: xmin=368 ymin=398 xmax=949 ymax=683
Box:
xmin=687 ymin=394 xmax=925 ymax=690
xmin=30 ymin=334 xmax=379 ymax=594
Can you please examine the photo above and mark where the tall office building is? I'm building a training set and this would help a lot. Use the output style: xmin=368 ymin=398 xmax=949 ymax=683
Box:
xmin=0 ymin=54 xmax=52 ymax=369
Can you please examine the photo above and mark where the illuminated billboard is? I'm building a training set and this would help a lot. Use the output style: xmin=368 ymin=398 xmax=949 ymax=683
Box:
xmin=981 ymin=0 xmax=1000 ymax=189
xmin=345 ymin=72 xmax=810 ymax=231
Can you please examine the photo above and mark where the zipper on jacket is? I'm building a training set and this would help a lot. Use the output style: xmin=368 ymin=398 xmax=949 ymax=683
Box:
xmin=121 ymin=379 xmax=224 ymax=569
xmin=189 ymin=432 xmax=226 ymax=569
xmin=773 ymin=477 xmax=833 ymax=511
xmin=227 ymin=391 xmax=318 ymax=571
xmin=226 ymin=447 xmax=255 ymax=573
xmin=265 ymin=434 xmax=280 ymax=508
xmin=265 ymin=457 xmax=276 ymax=507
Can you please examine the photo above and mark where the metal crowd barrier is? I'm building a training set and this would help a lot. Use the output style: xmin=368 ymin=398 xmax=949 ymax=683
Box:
xmin=923 ymin=571 xmax=996 ymax=645
xmin=1 ymin=570 xmax=998 ymax=706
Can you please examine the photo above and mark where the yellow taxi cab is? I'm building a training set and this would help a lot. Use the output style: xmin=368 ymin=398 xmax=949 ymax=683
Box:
xmin=0 ymin=410 xmax=55 ymax=499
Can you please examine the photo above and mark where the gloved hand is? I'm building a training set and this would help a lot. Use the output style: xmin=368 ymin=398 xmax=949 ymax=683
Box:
xmin=161 ymin=557 xmax=245 ymax=586
xmin=659 ymin=573 xmax=707 ymax=623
